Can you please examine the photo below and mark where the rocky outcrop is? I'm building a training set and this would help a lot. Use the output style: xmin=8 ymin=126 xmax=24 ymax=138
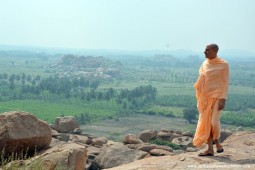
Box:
xmin=2 ymin=112 xmax=252 ymax=170
xmin=106 ymin=131 xmax=255 ymax=170
xmin=90 ymin=143 xmax=148 ymax=169
xmin=4 ymin=143 xmax=87 ymax=170
xmin=0 ymin=111 xmax=52 ymax=158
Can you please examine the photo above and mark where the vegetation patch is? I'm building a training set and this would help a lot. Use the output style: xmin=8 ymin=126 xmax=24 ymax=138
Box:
xmin=149 ymin=139 xmax=182 ymax=150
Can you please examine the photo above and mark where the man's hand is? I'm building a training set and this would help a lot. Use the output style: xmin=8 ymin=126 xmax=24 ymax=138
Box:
xmin=218 ymin=98 xmax=226 ymax=110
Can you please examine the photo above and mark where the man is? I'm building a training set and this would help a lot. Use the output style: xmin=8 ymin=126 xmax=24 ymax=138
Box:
xmin=193 ymin=44 xmax=229 ymax=156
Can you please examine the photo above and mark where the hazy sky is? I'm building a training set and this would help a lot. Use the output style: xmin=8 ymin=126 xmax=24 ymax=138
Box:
xmin=0 ymin=0 xmax=255 ymax=52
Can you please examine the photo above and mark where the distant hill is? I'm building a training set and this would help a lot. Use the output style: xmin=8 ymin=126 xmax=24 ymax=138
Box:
xmin=0 ymin=45 xmax=254 ymax=61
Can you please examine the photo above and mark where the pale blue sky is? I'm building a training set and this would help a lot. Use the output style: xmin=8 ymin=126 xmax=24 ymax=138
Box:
xmin=0 ymin=0 xmax=254 ymax=52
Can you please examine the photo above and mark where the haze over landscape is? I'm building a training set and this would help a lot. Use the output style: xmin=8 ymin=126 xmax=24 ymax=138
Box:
xmin=0 ymin=1 xmax=255 ymax=169
xmin=0 ymin=0 xmax=255 ymax=54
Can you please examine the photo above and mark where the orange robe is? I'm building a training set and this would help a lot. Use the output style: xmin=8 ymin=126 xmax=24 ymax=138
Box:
xmin=193 ymin=57 xmax=229 ymax=146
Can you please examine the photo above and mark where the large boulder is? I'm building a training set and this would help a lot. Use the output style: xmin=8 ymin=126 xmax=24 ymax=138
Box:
xmin=4 ymin=143 xmax=87 ymax=170
xmin=123 ymin=134 xmax=143 ymax=144
xmin=90 ymin=143 xmax=148 ymax=169
xmin=0 ymin=111 xmax=52 ymax=158
xmin=54 ymin=116 xmax=79 ymax=133
xmin=139 ymin=130 xmax=157 ymax=143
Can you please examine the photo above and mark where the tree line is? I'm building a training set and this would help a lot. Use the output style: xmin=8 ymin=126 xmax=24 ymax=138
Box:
xmin=0 ymin=72 xmax=157 ymax=112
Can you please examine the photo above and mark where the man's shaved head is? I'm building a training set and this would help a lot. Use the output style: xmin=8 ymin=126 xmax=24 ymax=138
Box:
xmin=208 ymin=44 xmax=219 ymax=52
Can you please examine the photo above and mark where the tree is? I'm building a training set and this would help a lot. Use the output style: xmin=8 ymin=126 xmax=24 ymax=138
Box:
xmin=183 ymin=108 xmax=198 ymax=123
xmin=97 ymin=91 xmax=103 ymax=108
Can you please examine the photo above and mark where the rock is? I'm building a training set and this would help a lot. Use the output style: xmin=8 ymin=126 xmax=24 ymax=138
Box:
xmin=126 ymin=143 xmax=143 ymax=150
xmin=87 ymin=146 xmax=101 ymax=156
xmin=236 ymin=126 xmax=244 ymax=131
xmin=52 ymin=130 xmax=60 ymax=137
xmin=54 ymin=117 xmax=61 ymax=131
xmin=90 ymin=143 xmax=148 ymax=169
xmin=86 ymin=146 xmax=102 ymax=170
xmin=173 ymin=150 xmax=185 ymax=154
xmin=56 ymin=133 xmax=70 ymax=142
xmin=49 ymin=138 xmax=66 ymax=147
xmin=49 ymin=124 xmax=55 ymax=130
xmin=137 ymin=143 xmax=173 ymax=153
xmin=0 ymin=111 xmax=52 ymax=158
xmin=69 ymin=134 xmax=92 ymax=145
xmin=175 ymin=130 xmax=182 ymax=135
xmin=54 ymin=116 xmax=79 ymax=133
xmin=149 ymin=149 xmax=173 ymax=156
xmin=182 ymin=131 xmax=194 ymax=137
xmin=107 ymin=140 xmax=122 ymax=146
xmin=100 ymin=132 xmax=255 ymax=170
xmin=186 ymin=147 xmax=197 ymax=152
xmin=139 ymin=130 xmax=158 ymax=142
xmin=157 ymin=131 xmax=172 ymax=141
xmin=219 ymin=129 xmax=232 ymax=143
xmin=172 ymin=136 xmax=193 ymax=150
xmin=73 ymin=128 xmax=83 ymax=134
xmin=92 ymin=137 xmax=108 ymax=147
xmin=161 ymin=129 xmax=175 ymax=133
xmin=123 ymin=134 xmax=143 ymax=144
xmin=6 ymin=143 xmax=87 ymax=170
xmin=157 ymin=131 xmax=181 ymax=141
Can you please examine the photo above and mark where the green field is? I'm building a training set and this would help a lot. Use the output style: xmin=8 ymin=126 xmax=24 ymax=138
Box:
xmin=0 ymin=49 xmax=255 ymax=129
xmin=0 ymin=99 xmax=118 ymax=123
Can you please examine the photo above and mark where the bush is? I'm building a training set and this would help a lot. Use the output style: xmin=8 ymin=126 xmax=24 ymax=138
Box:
xmin=149 ymin=139 xmax=182 ymax=150
xmin=183 ymin=108 xmax=198 ymax=123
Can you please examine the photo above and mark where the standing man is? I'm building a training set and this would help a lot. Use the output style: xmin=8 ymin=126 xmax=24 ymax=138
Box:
xmin=193 ymin=44 xmax=229 ymax=156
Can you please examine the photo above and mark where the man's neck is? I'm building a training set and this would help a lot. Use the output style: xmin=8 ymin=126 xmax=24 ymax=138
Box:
xmin=208 ymin=56 xmax=217 ymax=60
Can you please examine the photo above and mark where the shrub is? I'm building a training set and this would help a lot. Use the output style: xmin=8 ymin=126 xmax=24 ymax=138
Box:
xmin=183 ymin=108 xmax=198 ymax=123
xmin=149 ymin=139 xmax=182 ymax=150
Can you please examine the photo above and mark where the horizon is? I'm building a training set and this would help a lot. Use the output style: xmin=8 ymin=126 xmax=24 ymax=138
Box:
xmin=1 ymin=44 xmax=255 ymax=61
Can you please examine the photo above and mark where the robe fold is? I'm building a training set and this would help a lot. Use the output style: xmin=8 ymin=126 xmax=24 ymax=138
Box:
xmin=193 ymin=57 xmax=229 ymax=147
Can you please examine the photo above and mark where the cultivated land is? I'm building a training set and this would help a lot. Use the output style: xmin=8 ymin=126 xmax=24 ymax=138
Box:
xmin=0 ymin=48 xmax=255 ymax=137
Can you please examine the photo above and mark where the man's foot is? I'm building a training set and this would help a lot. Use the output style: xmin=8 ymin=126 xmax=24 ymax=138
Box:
xmin=198 ymin=150 xmax=214 ymax=156
xmin=216 ymin=145 xmax=224 ymax=153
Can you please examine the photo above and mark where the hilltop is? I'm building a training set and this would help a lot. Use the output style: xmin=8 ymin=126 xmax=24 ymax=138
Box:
xmin=107 ymin=131 xmax=255 ymax=170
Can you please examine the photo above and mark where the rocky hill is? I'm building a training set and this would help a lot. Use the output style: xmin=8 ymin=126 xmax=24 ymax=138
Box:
xmin=47 ymin=55 xmax=122 ymax=79
xmin=107 ymin=131 xmax=255 ymax=170
xmin=0 ymin=111 xmax=254 ymax=170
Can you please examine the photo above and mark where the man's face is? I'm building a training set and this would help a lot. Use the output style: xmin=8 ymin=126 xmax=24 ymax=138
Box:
xmin=204 ymin=46 xmax=216 ymax=59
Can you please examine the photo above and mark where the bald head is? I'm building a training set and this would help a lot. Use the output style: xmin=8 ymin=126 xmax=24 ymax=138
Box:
xmin=208 ymin=44 xmax=219 ymax=53
xmin=204 ymin=44 xmax=219 ymax=59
